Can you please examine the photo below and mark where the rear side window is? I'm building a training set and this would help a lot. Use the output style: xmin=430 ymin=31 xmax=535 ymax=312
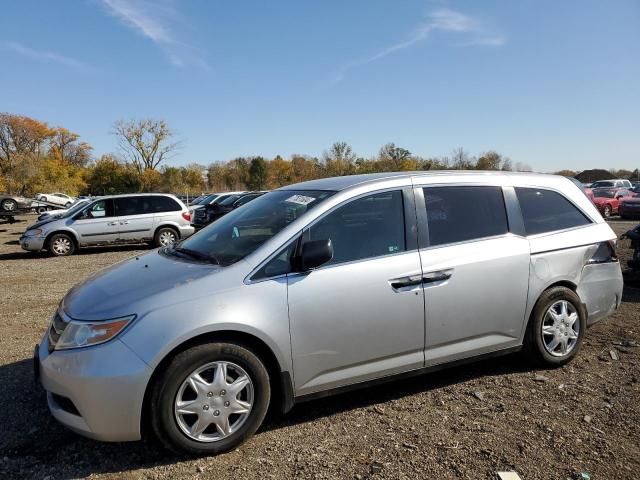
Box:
xmin=115 ymin=197 xmax=145 ymax=216
xmin=149 ymin=196 xmax=181 ymax=212
xmin=423 ymin=186 xmax=508 ymax=246
xmin=515 ymin=187 xmax=590 ymax=235
xmin=308 ymin=190 xmax=406 ymax=266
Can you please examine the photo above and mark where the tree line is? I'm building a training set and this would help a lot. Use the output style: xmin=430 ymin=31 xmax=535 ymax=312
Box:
xmin=1 ymin=113 xmax=636 ymax=198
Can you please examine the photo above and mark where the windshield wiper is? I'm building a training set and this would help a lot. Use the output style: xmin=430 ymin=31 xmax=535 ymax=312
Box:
xmin=172 ymin=247 xmax=221 ymax=265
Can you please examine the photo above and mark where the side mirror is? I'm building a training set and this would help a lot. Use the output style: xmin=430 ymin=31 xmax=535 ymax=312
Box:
xmin=299 ymin=239 xmax=333 ymax=271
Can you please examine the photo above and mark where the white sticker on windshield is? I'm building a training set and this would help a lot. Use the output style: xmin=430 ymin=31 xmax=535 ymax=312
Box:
xmin=285 ymin=195 xmax=316 ymax=206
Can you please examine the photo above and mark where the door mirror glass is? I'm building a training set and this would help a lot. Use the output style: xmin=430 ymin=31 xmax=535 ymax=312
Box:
xmin=300 ymin=239 xmax=333 ymax=270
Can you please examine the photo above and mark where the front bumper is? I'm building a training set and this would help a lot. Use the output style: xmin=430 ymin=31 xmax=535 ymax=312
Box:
xmin=37 ymin=332 xmax=152 ymax=441
xmin=20 ymin=235 xmax=46 ymax=252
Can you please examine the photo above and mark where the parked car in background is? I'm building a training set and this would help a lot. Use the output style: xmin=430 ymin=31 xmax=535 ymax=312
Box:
xmin=618 ymin=193 xmax=640 ymax=219
xmin=38 ymin=199 xmax=90 ymax=221
xmin=189 ymin=191 xmax=249 ymax=214
xmin=36 ymin=192 xmax=76 ymax=207
xmin=188 ymin=194 xmax=210 ymax=206
xmin=34 ymin=172 xmax=622 ymax=455
xmin=630 ymin=182 xmax=640 ymax=193
xmin=0 ymin=194 xmax=31 ymax=212
xmin=20 ymin=194 xmax=194 ymax=256
xmin=191 ymin=191 xmax=265 ymax=228
xmin=589 ymin=179 xmax=633 ymax=190
xmin=591 ymin=188 xmax=633 ymax=218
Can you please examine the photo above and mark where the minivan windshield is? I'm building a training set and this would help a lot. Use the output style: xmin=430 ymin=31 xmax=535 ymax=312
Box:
xmin=60 ymin=199 xmax=90 ymax=218
xmin=168 ymin=190 xmax=335 ymax=266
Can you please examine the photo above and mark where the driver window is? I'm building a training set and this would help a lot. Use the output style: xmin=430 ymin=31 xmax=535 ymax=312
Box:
xmin=81 ymin=200 xmax=113 ymax=219
xmin=307 ymin=190 xmax=406 ymax=266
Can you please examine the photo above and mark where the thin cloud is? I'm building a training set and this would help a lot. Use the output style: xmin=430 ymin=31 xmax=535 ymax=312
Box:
xmin=331 ymin=8 xmax=505 ymax=84
xmin=100 ymin=0 xmax=209 ymax=69
xmin=4 ymin=41 xmax=92 ymax=72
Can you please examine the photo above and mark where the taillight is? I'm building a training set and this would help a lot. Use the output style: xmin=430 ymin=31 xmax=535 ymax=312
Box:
xmin=588 ymin=241 xmax=618 ymax=264
xmin=182 ymin=211 xmax=191 ymax=221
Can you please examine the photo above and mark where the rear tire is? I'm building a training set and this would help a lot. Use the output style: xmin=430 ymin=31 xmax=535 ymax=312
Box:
xmin=151 ymin=342 xmax=271 ymax=456
xmin=48 ymin=233 xmax=75 ymax=256
xmin=154 ymin=227 xmax=178 ymax=248
xmin=603 ymin=205 xmax=612 ymax=218
xmin=524 ymin=287 xmax=586 ymax=367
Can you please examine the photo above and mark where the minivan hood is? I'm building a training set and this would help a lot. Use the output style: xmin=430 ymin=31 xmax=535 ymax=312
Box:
xmin=27 ymin=216 xmax=62 ymax=230
xmin=63 ymin=250 xmax=224 ymax=321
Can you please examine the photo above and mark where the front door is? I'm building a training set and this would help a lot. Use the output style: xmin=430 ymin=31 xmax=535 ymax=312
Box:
xmin=287 ymin=189 xmax=425 ymax=396
xmin=72 ymin=199 xmax=119 ymax=245
xmin=416 ymin=185 xmax=530 ymax=365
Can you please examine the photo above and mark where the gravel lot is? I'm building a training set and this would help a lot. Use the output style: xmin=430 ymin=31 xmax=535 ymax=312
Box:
xmin=0 ymin=215 xmax=638 ymax=479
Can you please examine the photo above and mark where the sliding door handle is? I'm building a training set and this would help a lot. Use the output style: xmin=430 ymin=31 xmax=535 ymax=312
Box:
xmin=422 ymin=269 xmax=453 ymax=284
xmin=389 ymin=274 xmax=423 ymax=290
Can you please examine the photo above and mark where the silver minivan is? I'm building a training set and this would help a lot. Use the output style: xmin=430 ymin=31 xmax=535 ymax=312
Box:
xmin=21 ymin=193 xmax=194 ymax=256
xmin=34 ymin=172 xmax=623 ymax=455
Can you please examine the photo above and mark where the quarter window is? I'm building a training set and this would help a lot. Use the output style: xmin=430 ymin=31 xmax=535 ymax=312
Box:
xmin=149 ymin=196 xmax=181 ymax=212
xmin=423 ymin=186 xmax=508 ymax=246
xmin=515 ymin=187 xmax=590 ymax=235
xmin=307 ymin=190 xmax=406 ymax=266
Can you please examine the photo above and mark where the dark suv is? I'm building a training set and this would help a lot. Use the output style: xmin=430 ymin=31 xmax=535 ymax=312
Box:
xmin=191 ymin=192 xmax=265 ymax=228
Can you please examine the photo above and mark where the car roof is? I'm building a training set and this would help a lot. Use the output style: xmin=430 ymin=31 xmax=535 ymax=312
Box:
xmin=91 ymin=193 xmax=180 ymax=199
xmin=278 ymin=170 xmax=561 ymax=192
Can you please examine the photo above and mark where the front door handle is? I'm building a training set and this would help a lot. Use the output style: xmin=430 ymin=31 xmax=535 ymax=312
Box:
xmin=422 ymin=269 xmax=453 ymax=284
xmin=107 ymin=221 xmax=119 ymax=226
xmin=121 ymin=220 xmax=129 ymax=225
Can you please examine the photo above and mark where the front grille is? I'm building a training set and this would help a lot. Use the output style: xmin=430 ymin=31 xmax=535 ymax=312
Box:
xmin=48 ymin=312 xmax=69 ymax=353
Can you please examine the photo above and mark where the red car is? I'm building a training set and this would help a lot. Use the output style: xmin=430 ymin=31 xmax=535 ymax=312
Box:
xmin=591 ymin=188 xmax=634 ymax=218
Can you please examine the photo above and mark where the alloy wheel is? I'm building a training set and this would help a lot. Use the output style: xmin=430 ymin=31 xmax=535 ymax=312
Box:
xmin=174 ymin=361 xmax=254 ymax=442
xmin=541 ymin=300 xmax=580 ymax=357
xmin=52 ymin=237 xmax=72 ymax=255
xmin=159 ymin=230 xmax=177 ymax=246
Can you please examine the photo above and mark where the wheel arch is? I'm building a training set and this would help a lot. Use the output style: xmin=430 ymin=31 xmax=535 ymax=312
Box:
xmin=523 ymin=280 xmax=582 ymax=337
xmin=140 ymin=329 xmax=294 ymax=440
xmin=44 ymin=229 xmax=79 ymax=250
xmin=154 ymin=223 xmax=181 ymax=239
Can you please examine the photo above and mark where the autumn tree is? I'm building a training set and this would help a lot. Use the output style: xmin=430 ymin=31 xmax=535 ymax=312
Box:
xmin=553 ymin=169 xmax=577 ymax=177
xmin=0 ymin=113 xmax=53 ymax=193
xmin=49 ymin=128 xmax=92 ymax=167
xmin=476 ymin=151 xmax=503 ymax=170
xmin=113 ymin=118 xmax=180 ymax=173
xmin=378 ymin=143 xmax=412 ymax=171
xmin=248 ymin=157 xmax=268 ymax=190
xmin=86 ymin=154 xmax=141 ymax=195
xmin=324 ymin=141 xmax=356 ymax=176
xmin=268 ymin=155 xmax=293 ymax=188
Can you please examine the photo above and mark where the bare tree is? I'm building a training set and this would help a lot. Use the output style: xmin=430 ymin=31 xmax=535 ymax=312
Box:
xmin=113 ymin=119 xmax=180 ymax=173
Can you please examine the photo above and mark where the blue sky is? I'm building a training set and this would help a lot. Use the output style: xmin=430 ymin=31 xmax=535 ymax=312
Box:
xmin=1 ymin=0 xmax=638 ymax=172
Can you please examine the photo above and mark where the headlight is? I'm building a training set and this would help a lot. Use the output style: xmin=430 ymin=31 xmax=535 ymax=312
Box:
xmin=24 ymin=228 xmax=43 ymax=237
xmin=55 ymin=315 xmax=135 ymax=350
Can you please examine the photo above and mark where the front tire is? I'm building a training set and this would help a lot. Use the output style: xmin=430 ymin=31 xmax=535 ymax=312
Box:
xmin=524 ymin=286 xmax=586 ymax=367
xmin=48 ymin=233 xmax=75 ymax=256
xmin=151 ymin=343 xmax=271 ymax=456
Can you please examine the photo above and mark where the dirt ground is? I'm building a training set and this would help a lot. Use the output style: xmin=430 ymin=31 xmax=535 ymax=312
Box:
xmin=0 ymin=214 xmax=638 ymax=480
